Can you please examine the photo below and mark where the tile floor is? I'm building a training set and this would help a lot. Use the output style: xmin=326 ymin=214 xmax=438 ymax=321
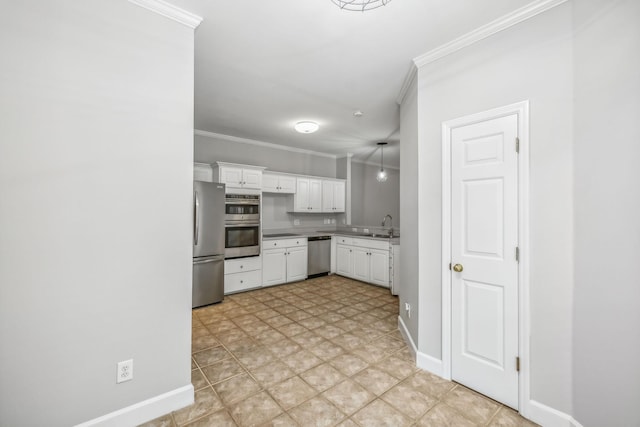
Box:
xmin=141 ymin=275 xmax=537 ymax=427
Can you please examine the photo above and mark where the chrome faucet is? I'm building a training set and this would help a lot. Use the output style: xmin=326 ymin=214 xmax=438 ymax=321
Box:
xmin=381 ymin=214 xmax=393 ymax=237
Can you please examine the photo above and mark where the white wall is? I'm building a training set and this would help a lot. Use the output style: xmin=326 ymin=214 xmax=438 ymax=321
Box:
xmin=572 ymin=0 xmax=640 ymax=425
xmin=402 ymin=3 xmax=574 ymax=415
xmin=399 ymin=78 xmax=420 ymax=342
xmin=0 ymin=2 xmax=195 ymax=425
xmin=195 ymin=132 xmax=337 ymax=177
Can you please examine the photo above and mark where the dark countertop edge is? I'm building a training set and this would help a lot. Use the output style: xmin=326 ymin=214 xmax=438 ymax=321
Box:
xmin=262 ymin=230 xmax=400 ymax=243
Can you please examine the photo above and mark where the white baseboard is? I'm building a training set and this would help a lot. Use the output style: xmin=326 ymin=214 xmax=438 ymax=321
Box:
xmin=397 ymin=316 xmax=446 ymax=378
xmin=416 ymin=351 xmax=444 ymax=378
xmin=75 ymin=384 xmax=194 ymax=427
xmin=397 ymin=315 xmax=417 ymax=359
xmin=396 ymin=317 xmax=587 ymax=427
xmin=528 ymin=400 xmax=584 ymax=427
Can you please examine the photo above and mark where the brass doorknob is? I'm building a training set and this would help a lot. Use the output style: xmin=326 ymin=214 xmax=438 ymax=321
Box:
xmin=453 ymin=264 xmax=463 ymax=272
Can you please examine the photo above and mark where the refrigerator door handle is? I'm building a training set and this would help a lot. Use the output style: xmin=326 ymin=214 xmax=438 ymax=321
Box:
xmin=194 ymin=190 xmax=200 ymax=246
xmin=193 ymin=255 xmax=224 ymax=265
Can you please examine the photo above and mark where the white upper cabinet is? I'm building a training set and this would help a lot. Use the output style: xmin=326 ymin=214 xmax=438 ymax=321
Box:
xmin=322 ymin=180 xmax=345 ymax=213
xmin=194 ymin=163 xmax=213 ymax=182
xmin=291 ymin=177 xmax=322 ymax=212
xmin=214 ymin=162 xmax=265 ymax=190
xmin=262 ymin=172 xmax=296 ymax=194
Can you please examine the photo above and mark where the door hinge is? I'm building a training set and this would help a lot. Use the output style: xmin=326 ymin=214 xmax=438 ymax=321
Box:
xmin=515 ymin=247 xmax=520 ymax=262
xmin=449 ymin=263 xmax=452 ymax=271
xmin=515 ymin=137 xmax=520 ymax=153
xmin=516 ymin=356 xmax=520 ymax=372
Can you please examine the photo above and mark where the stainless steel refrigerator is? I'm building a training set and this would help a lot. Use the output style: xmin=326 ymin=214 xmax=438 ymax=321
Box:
xmin=193 ymin=181 xmax=225 ymax=308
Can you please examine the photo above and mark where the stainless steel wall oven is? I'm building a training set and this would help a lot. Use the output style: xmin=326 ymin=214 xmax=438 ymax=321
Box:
xmin=224 ymin=194 xmax=260 ymax=258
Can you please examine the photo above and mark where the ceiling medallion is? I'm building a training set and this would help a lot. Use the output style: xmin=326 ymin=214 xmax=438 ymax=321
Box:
xmin=331 ymin=0 xmax=392 ymax=12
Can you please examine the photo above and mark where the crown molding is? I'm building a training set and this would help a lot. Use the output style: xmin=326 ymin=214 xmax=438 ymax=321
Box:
xmin=350 ymin=158 xmax=400 ymax=171
xmin=194 ymin=129 xmax=337 ymax=160
xmin=396 ymin=0 xmax=568 ymax=104
xmin=414 ymin=0 xmax=568 ymax=68
xmin=128 ymin=0 xmax=203 ymax=29
xmin=395 ymin=63 xmax=417 ymax=105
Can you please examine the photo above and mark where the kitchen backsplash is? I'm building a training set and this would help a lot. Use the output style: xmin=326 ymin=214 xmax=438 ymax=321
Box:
xmin=261 ymin=193 xmax=346 ymax=229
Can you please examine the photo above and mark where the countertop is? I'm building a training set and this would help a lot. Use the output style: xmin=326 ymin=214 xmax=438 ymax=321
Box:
xmin=263 ymin=229 xmax=400 ymax=244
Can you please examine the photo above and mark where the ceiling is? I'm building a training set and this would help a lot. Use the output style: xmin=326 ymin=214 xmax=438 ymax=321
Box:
xmin=171 ymin=0 xmax=533 ymax=168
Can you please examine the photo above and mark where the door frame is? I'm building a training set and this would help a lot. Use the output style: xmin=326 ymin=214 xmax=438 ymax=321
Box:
xmin=441 ymin=100 xmax=530 ymax=414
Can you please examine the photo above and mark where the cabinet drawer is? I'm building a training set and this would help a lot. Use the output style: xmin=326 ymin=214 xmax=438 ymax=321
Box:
xmin=352 ymin=237 xmax=390 ymax=251
xmin=225 ymin=256 xmax=261 ymax=274
xmin=263 ymin=237 xmax=307 ymax=249
xmin=333 ymin=236 xmax=353 ymax=245
xmin=224 ymin=270 xmax=261 ymax=294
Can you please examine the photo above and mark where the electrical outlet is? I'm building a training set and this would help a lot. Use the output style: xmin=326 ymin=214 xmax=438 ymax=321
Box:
xmin=117 ymin=359 xmax=133 ymax=383
xmin=352 ymin=227 xmax=357 ymax=232
xmin=294 ymin=219 xmax=300 ymax=226
xmin=363 ymin=228 xmax=369 ymax=233
xmin=405 ymin=303 xmax=411 ymax=318
xmin=331 ymin=219 xmax=336 ymax=224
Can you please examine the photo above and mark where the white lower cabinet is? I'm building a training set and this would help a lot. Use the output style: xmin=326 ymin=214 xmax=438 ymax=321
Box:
xmin=262 ymin=238 xmax=308 ymax=287
xmin=224 ymin=256 xmax=262 ymax=294
xmin=336 ymin=244 xmax=354 ymax=276
xmin=334 ymin=236 xmax=390 ymax=288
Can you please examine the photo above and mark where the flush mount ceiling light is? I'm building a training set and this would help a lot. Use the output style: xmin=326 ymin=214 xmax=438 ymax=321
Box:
xmin=376 ymin=142 xmax=388 ymax=182
xmin=294 ymin=121 xmax=319 ymax=134
xmin=331 ymin=0 xmax=392 ymax=12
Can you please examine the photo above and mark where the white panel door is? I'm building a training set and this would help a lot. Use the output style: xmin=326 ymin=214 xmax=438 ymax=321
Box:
xmin=262 ymin=249 xmax=286 ymax=287
xmin=286 ymin=246 xmax=308 ymax=282
xmin=451 ymin=114 xmax=519 ymax=409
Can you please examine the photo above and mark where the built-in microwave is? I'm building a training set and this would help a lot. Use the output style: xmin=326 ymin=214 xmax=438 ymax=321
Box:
xmin=225 ymin=194 xmax=259 ymax=222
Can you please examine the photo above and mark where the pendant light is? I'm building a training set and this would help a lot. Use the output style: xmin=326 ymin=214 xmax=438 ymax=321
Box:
xmin=376 ymin=142 xmax=388 ymax=182
xmin=331 ymin=0 xmax=392 ymax=12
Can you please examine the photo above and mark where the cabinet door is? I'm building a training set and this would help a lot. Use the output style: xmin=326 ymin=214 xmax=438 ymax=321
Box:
xmin=309 ymin=179 xmax=322 ymax=211
xmin=262 ymin=249 xmax=286 ymax=287
xmin=219 ymin=166 xmax=243 ymax=187
xmin=322 ymin=181 xmax=334 ymax=212
xmin=242 ymin=168 xmax=262 ymax=189
xmin=286 ymin=246 xmax=308 ymax=282
xmin=295 ymin=178 xmax=310 ymax=211
xmin=279 ymin=175 xmax=296 ymax=194
xmin=369 ymin=249 xmax=390 ymax=288
xmin=352 ymin=247 xmax=370 ymax=282
xmin=333 ymin=181 xmax=345 ymax=212
xmin=262 ymin=173 xmax=279 ymax=192
xmin=336 ymin=245 xmax=353 ymax=277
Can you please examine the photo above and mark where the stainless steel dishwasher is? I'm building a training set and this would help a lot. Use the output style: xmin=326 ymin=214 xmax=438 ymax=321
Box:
xmin=307 ymin=235 xmax=331 ymax=277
